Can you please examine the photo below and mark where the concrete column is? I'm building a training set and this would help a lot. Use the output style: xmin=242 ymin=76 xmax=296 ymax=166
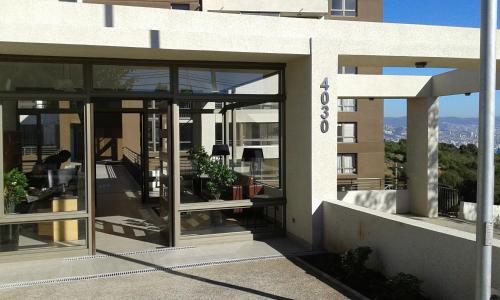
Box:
xmin=192 ymin=102 xmax=216 ymax=151
xmin=407 ymin=97 xmax=439 ymax=218
xmin=285 ymin=39 xmax=338 ymax=249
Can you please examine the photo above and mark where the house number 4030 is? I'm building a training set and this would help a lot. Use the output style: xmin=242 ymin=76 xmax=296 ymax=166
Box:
xmin=320 ymin=77 xmax=330 ymax=133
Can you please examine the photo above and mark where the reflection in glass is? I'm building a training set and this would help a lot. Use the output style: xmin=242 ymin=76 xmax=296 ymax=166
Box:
xmin=3 ymin=100 xmax=86 ymax=214
xmin=181 ymin=206 xmax=284 ymax=236
xmin=0 ymin=220 xmax=86 ymax=253
xmin=179 ymin=101 xmax=282 ymax=204
xmin=93 ymin=65 xmax=170 ymax=92
xmin=178 ymin=68 xmax=279 ymax=95
xmin=0 ymin=62 xmax=83 ymax=93
xmin=94 ymin=100 xmax=171 ymax=251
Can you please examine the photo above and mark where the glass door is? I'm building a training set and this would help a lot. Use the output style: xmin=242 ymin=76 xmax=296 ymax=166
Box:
xmin=93 ymin=100 xmax=172 ymax=252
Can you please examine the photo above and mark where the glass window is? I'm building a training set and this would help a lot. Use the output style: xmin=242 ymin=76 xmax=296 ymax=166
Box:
xmin=0 ymin=219 xmax=86 ymax=253
xmin=92 ymin=65 xmax=170 ymax=92
xmin=3 ymin=100 xmax=86 ymax=215
xmin=338 ymin=66 xmax=358 ymax=74
xmin=337 ymin=123 xmax=357 ymax=143
xmin=181 ymin=206 xmax=283 ymax=236
xmin=178 ymin=101 xmax=282 ymax=204
xmin=338 ymin=99 xmax=357 ymax=112
xmin=171 ymin=3 xmax=190 ymax=10
xmin=0 ymin=62 xmax=83 ymax=93
xmin=338 ymin=154 xmax=357 ymax=174
xmin=332 ymin=0 xmax=357 ymax=17
xmin=178 ymin=68 xmax=280 ymax=95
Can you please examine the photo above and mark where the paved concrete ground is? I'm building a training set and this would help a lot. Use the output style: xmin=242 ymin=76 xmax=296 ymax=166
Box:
xmin=0 ymin=239 xmax=311 ymax=286
xmin=0 ymin=258 xmax=349 ymax=300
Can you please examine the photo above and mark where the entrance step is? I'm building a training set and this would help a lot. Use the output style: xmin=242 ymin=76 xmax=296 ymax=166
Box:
xmin=64 ymin=246 xmax=195 ymax=262
xmin=0 ymin=238 xmax=313 ymax=289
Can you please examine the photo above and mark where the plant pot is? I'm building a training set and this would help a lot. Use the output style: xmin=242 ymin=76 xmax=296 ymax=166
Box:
xmin=0 ymin=224 xmax=20 ymax=252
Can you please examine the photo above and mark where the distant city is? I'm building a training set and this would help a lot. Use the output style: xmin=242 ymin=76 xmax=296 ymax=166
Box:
xmin=384 ymin=117 xmax=500 ymax=149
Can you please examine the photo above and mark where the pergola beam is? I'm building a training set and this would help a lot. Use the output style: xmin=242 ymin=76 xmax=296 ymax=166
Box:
xmin=336 ymin=74 xmax=432 ymax=99
xmin=337 ymin=70 xmax=500 ymax=100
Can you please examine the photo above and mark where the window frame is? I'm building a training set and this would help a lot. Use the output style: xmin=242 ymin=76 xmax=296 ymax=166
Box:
xmin=331 ymin=0 xmax=358 ymax=17
xmin=337 ymin=122 xmax=357 ymax=143
xmin=0 ymin=55 xmax=286 ymax=254
xmin=337 ymin=153 xmax=357 ymax=175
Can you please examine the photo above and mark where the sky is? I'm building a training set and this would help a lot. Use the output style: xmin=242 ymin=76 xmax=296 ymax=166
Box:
xmin=383 ymin=0 xmax=500 ymax=118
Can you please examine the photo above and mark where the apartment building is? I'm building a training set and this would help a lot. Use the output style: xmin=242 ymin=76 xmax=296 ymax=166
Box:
xmin=2 ymin=3 xmax=498 ymax=297
xmin=1 ymin=2 xmax=499 ymax=298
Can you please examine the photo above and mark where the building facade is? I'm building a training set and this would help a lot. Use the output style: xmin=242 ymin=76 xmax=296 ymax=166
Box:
xmin=1 ymin=2 xmax=497 ymax=293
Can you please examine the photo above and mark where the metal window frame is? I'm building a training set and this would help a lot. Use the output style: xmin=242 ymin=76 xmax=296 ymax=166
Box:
xmin=0 ymin=99 xmax=91 ymax=257
xmin=330 ymin=0 xmax=358 ymax=17
xmin=0 ymin=55 xmax=287 ymax=257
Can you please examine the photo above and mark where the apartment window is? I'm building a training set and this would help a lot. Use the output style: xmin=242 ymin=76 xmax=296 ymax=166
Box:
xmin=338 ymin=99 xmax=357 ymax=112
xmin=171 ymin=4 xmax=190 ymax=10
xmin=338 ymin=154 xmax=357 ymax=174
xmin=338 ymin=66 xmax=358 ymax=74
xmin=332 ymin=0 xmax=357 ymax=17
xmin=337 ymin=123 xmax=357 ymax=143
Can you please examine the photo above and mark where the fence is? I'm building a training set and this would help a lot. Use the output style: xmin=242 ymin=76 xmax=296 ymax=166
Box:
xmin=337 ymin=178 xmax=407 ymax=192
xmin=438 ymin=185 xmax=460 ymax=217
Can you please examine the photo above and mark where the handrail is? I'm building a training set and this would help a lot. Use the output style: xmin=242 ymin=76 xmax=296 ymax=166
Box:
xmin=122 ymin=147 xmax=141 ymax=165
xmin=337 ymin=177 xmax=408 ymax=191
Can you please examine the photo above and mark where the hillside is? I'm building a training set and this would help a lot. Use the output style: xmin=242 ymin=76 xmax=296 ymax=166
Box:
xmin=385 ymin=140 xmax=500 ymax=205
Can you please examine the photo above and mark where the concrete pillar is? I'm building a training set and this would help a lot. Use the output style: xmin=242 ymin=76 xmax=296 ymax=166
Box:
xmin=407 ymin=97 xmax=439 ymax=218
xmin=285 ymin=39 xmax=338 ymax=249
xmin=192 ymin=102 xmax=215 ymax=151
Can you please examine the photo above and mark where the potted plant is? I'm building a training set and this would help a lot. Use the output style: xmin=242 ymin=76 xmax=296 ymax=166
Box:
xmin=0 ymin=169 xmax=28 ymax=251
xmin=205 ymin=162 xmax=237 ymax=200
xmin=189 ymin=147 xmax=237 ymax=200
xmin=4 ymin=169 xmax=28 ymax=214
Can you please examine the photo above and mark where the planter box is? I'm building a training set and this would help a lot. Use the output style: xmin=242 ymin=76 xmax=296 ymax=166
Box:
xmin=458 ymin=201 xmax=500 ymax=226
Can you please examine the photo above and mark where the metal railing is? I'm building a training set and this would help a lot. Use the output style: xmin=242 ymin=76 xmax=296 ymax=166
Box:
xmin=438 ymin=185 xmax=460 ymax=217
xmin=337 ymin=178 xmax=407 ymax=191
xmin=22 ymin=145 xmax=58 ymax=157
xmin=122 ymin=147 xmax=141 ymax=166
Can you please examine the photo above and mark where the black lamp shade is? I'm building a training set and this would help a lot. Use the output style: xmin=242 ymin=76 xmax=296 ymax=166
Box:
xmin=212 ymin=144 xmax=230 ymax=156
xmin=242 ymin=148 xmax=264 ymax=161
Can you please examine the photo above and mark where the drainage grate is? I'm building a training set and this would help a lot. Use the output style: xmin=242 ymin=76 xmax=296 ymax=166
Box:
xmin=1 ymin=254 xmax=286 ymax=290
xmin=64 ymin=246 xmax=196 ymax=262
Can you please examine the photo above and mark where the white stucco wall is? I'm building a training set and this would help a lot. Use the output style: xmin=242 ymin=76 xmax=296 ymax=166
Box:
xmin=459 ymin=201 xmax=500 ymax=226
xmin=323 ymin=200 xmax=500 ymax=300
xmin=202 ymin=0 xmax=328 ymax=15
xmin=337 ymin=190 xmax=409 ymax=214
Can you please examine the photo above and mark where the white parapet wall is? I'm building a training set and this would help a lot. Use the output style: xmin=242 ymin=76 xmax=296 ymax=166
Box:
xmin=323 ymin=200 xmax=500 ymax=300
xmin=337 ymin=190 xmax=409 ymax=214
xmin=459 ymin=201 xmax=500 ymax=226
xmin=202 ymin=0 xmax=328 ymax=16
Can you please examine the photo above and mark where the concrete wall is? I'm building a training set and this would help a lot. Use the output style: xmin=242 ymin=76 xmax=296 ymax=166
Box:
xmin=337 ymin=190 xmax=409 ymax=214
xmin=285 ymin=56 xmax=313 ymax=247
xmin=323 ymin=200 xmax=500 ymax=300
xmin=84 ymin=0 xmax=200 ymax=10
xmin=284 ymin=38 xmax=338 ymax=249
xmin=459 ymin=201 xmax=500 ymax=226
xmin=202 ymin=0 xmax=328 ymax=15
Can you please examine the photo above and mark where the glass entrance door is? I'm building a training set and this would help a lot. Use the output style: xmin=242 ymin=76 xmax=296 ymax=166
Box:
xmin=93 ymin=100 xmax=172 ymax=253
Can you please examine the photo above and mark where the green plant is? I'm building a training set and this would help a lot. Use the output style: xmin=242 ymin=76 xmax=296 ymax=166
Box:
xmin=205 ymin=162 xmax=237 ymax=200
xmin=189 ymin=147 xmax=212 ymax=175
xmin=4 ymin=169 xmax=28 ymax=214
xmin=379 ymin=273 xmax=429 ymax=300
xmin=189 ymin=147 xmax=237 ymax=200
